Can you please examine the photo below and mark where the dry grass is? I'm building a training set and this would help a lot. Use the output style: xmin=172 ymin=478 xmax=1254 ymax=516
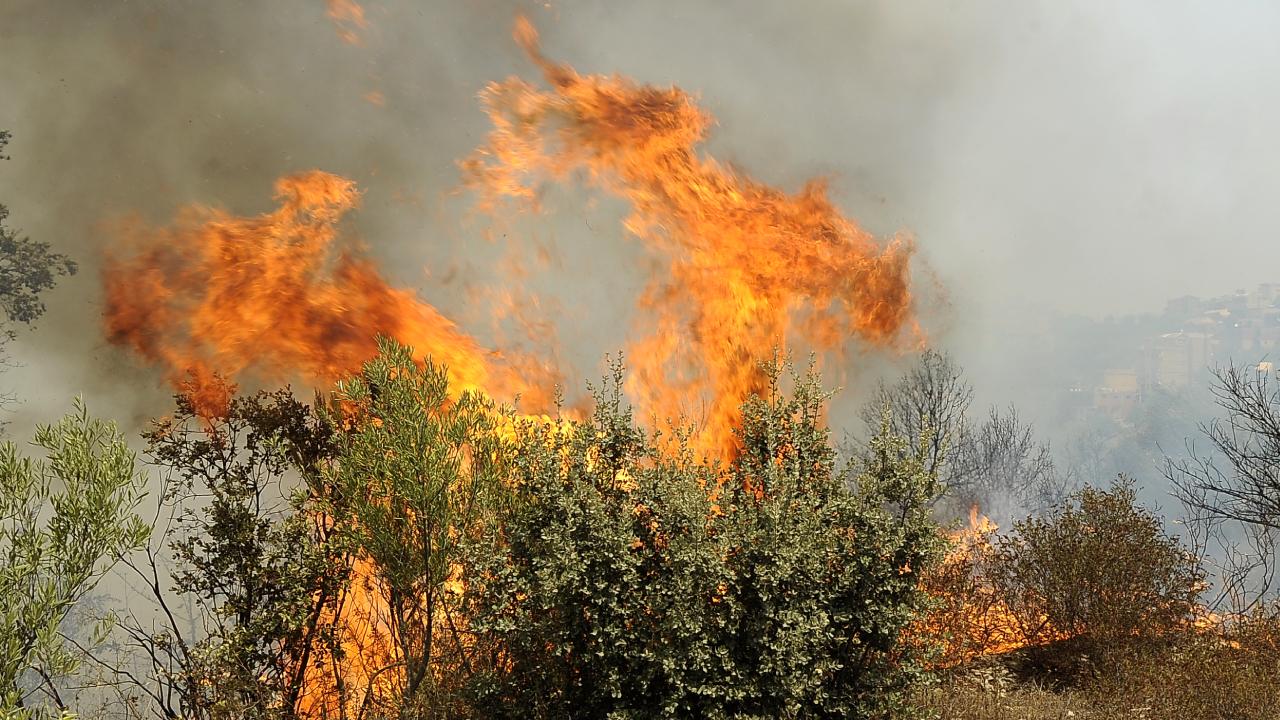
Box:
xmin=915 ymin=483 xmax=1280 ymax=719
xmin=916 ymin=675 xmax=1096 ymax=720
xmin=916 ymin=624 xmax=1280 ymax=720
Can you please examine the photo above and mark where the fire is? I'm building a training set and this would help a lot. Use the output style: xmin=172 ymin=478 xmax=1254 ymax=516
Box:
xmin=103 ymin=170 xmax=558 ymax=416
xmin=100 ymin=169 xmax=564 ymax=718
xmin=104 ymin=18 xmax=920 ymax=458
xmin=326 ymin=0 xmax=367 ymax=45
xmin=917 ymin=507 xmax=1039 ymax=665
xmin=461 ymin=16 xmax=919 ymax=457
xmin=104 ymin=17 xmax=918 ymax=455
xmin=295 ymin=556 xmax=406 ymax=719
xmin=100 ymin=15 xmax=925 ymax=716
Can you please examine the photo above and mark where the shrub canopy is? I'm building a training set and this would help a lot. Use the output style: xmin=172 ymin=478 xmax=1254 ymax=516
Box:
xmin=463 ymin=362 xmax=945 ymax=719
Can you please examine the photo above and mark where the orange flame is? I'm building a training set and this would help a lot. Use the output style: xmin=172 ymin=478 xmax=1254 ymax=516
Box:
xmin=326 ymin=0 xmax=367 ymax=45
xmin=916 ymin=507 xmax=1038 ymax=665
xmin=105 ymin=17 xmax=919 ymax=455
xmin=103 ymin=170 xmax=557 ymax=416
xmin=101 ymin=16 xmax=928 ymax=715
xmin=461 ymin=16 xmax=919 ymax=457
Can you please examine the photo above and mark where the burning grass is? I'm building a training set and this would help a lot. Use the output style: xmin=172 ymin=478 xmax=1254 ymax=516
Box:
xmin=914 ymin=487 xmax=1280 ymax=720
xmin=917 ymin=616 xmax=1280 ymax=720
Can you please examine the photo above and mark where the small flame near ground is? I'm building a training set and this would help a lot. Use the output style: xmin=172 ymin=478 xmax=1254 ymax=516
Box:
xmin=916 ymin=507 xmax=1043 ymax=665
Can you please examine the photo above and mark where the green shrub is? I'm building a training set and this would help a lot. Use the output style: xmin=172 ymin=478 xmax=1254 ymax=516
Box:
xmin=0 ymin=401 xmax=150 ymax=718
xmin=989 ymin=478 xmax=1203 ymax=661
xmin=462 ymin=363 xmax=945 ymax=719
xmin=326 ymin=339 xmax=509 ymax=718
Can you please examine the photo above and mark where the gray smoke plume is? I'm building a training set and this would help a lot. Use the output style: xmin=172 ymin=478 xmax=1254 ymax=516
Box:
xmin=3 ymin=0 xmax=1279 ymax=440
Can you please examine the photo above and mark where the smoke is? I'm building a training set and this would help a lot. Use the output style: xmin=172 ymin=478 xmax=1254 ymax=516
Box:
xmin=3 ymin=0 xmax=1280 ymax=442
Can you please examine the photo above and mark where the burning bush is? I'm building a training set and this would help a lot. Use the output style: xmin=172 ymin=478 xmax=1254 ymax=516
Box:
xmin=322 ymin=339 xmax=512 ymax=718
xmin=988 ymin=479 xmax=1204 ymax=666
xmin=461 ymin=361 xmax=944 ymax=719
xmin=914 ymin=509 xmax=1029 ymax=667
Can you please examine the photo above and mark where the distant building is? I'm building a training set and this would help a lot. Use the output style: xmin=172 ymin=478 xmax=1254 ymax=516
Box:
xmin=1249 ymin=283 xmax=1280 ymax=309
xmin=1085 ymin=283 xmax=1279 ymax=404
xmin=1164 ymin=295 xmax=1203 ymax=319
xmin=1094 ymin=368 xmax=1140 ymax=417
xmin=1147 ymin=331 xmax=1213 ymax=389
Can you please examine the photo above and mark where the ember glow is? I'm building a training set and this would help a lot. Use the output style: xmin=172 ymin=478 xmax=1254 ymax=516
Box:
xmin=326 ymin=0 xmax=368 ymax=45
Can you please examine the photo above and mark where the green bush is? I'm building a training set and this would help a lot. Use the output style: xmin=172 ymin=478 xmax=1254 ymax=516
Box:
xmin=989 ymin=478 xmax=1203 ymax=661
xmin=0 ymin=401 xmax=150 ymax=718
xmin=325 ymin=339 xmax=509 ymax=718
xmin=462 ymin=363 xmax=945 ymax=719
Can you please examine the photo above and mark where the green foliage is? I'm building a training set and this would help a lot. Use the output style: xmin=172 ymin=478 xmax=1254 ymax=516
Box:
xmin=464 ymin=360 xmax=945 ymax=719
xmin=0 ymin=401 xmax=149 ymax=718
xmin=857 ymin=350 xmax=1063 ymax=521
xmin=990 ymin=479 xmax=1203 ymax=657
xmin=109 ymin=387 xmax=343 ymax=720
xmin=0 ymin=131 xmax=77 ymax=341
xmin=326 ymin=338 xmax=508 ymax=717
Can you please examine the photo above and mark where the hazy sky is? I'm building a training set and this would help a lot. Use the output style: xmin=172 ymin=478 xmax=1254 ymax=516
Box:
xmin=3 ymin=0 xmax=1278 ymax=429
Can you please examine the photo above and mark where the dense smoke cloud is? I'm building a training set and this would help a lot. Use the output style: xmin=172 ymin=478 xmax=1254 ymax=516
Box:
xmin=3 ymin=0 xmax=1279 ymax=434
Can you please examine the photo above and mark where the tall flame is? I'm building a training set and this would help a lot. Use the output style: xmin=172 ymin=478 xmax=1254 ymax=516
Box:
xmin=103 ymin=170 xmax=557 ymax=416
xmin=103 ymin=17 xmax=918 ymax=456
xmin=100 ymin=18 xmax=925 ymax=714
xmin=461 ymin=16 xmax=919 ymax=456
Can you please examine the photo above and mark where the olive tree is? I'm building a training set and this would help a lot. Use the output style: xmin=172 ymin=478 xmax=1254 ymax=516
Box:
xmin=0 ymin=132 xmax=77 ymax=346
xmin=0 ymin=401 xmax=150 ymax=718
xmin=105 ymin=387 xmax=346 ymax=720
xmin=0 ymin=131 xmax=77 ymax=423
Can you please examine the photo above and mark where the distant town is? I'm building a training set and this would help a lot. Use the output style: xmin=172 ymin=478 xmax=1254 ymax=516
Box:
xmin=1090 ymin=283 xmax=1280 ymax=416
